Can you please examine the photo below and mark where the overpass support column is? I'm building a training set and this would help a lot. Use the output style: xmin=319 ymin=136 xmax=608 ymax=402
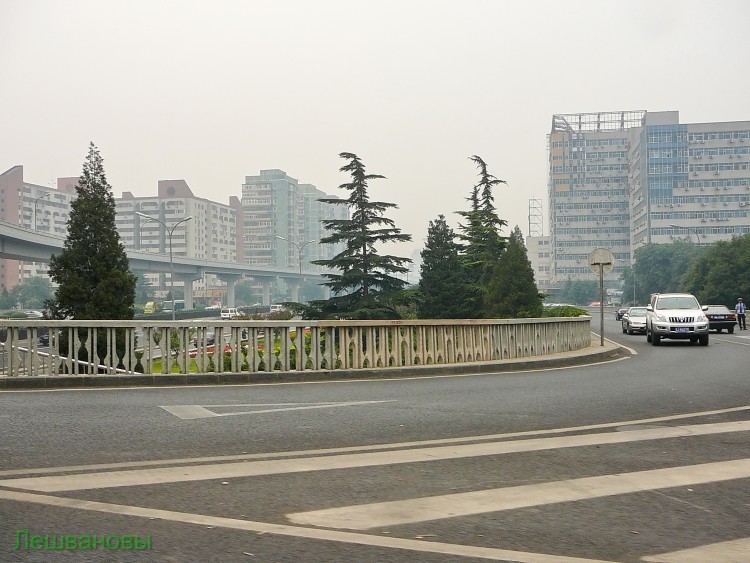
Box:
xmin=290 ymin=282 xmax=299 ymax=303
xmin=217 ymin=274 xmax=243 ymax=307
xmin=263 ymin=280 xmax=273 ymax=306
xmin=174 ymin=273 xmax=202 ymax=310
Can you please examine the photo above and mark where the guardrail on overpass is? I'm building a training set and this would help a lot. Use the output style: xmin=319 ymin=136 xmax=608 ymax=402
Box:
xmin=0 ymin=317 xmax=591 ymax=379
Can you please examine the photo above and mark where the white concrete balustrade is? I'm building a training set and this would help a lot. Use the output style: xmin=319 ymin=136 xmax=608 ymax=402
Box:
xmin=0 ymin=318 xmax=591 ymax=377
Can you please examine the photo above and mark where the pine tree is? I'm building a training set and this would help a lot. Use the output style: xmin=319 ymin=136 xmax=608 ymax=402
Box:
xmin=418 ymin=215 xmax=469 ymax=318
xmin=307 ymin=152 xmax=412 ymax=319
xmin=46 ymin=143 xmax=136 ymax=320
xmin=485 ymin=226 xmax=543 ymax=318
xmin=455 ymin=155 xmax=508 ymax=317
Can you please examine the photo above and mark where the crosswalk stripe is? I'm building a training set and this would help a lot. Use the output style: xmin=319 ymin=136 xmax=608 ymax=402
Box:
xmin=287 ymin=458 xmax=750 ymax=530
xmin=3 ymin=404 xmax=748 ymax=478
xmin=2 ymin=420 xmax=749 ymax=492
xmin=0 ymin=489 xmax=617 ymax=563
xmin=641 ymin=537 xmax=750 ymax=562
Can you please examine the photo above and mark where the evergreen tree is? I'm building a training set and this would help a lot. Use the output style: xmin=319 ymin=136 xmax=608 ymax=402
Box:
xmin=307 ymin=152 xmax=411 ymax=319
xmin=455 ymin=155 xmax=508 ymax=317
xmin=46 ymin=143 xmax=136 ymax=320
xmin=418 ymin=215 xmax=469 ymax=318
xmin=485 ymin=226 xmax=543 ymax=318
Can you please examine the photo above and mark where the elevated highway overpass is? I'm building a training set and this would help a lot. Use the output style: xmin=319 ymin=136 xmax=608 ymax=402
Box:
xmin=0 ymin=220 xmax=324 ymax=307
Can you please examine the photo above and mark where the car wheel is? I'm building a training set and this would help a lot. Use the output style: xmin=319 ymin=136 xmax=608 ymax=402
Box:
xmin=627 ymin=328 xmax=633 ymax=335
xmin=646 ymin=327 xmax=652 ymax=342
xmin=728 ymin=326 xmax=735 ymax=334
xmin=622 ymin=325 xmax=627 ymax=334
xmin=652 ymin=333 xmax=661 ymax=346
xmin=699 ymin=334 xmax=709 ymax=346
xmin=716 ymin=328 xmax=722 ymax=333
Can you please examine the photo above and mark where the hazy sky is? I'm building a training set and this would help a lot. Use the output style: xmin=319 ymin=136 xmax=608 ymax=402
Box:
xmin=3 ymin=0 xmax=750 ymax=260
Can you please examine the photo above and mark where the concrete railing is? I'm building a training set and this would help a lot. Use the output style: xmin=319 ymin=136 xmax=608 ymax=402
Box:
xmin=0 ymin=317 xmax=591 ymax=378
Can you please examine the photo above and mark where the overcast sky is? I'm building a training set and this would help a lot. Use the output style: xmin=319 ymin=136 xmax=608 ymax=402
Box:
xmin=3 ymin=0 xmax=750 ymax=260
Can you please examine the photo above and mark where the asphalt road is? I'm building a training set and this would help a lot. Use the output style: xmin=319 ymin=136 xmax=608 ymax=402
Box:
xmin=1 ymin=315 xmax=749 ymax=562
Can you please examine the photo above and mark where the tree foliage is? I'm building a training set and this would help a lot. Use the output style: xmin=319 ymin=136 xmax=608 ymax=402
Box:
xmin=418 ymin=215 xmax=470 ymax=318
xmin=557 ymin=280 xmax=600 ymax=305
xmin=485 ymin=226 xmax=543 ymax=318
xmin=306 ymin=152 xmax=412 ymax=319
xmin=46 ymin=143 xmax=136 ymax=320
xmin=683 ymin=233 xmax=750 ymax=305
xmin=630 ymin=241 xmax=704 ymax=300
xmin=12 ymin=277 xmax=54 ymax=309
xmin=455 ymin=155 xmax=508 ymax=317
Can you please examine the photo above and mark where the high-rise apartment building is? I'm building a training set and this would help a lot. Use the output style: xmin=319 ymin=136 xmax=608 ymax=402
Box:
xmin=115 ymin=180 xmax=242 ymax=299
xmin=0 ymin=166 xmax=77 ymax=290
xmin=116 ymin=180 xmax=241 ymax=262
xmin=241 ymin=169 xmax=346 ymax=271
xmin=548 ymin=111 xmax=750 ymax=285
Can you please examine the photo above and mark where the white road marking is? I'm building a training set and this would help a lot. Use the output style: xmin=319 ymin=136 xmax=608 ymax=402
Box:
xmin=159 ymin=405 xmax=218 ymax=419
xmin=641 ymin=537 xmax=750 ymax=562
xmin=0 ymin=489 xmax=616 ymax=563
xmin=2 ymin=420 xmax=748 ymax=492
xmin=287 ymin=459 xmax=750 ymax=530
xmin=159 ymin=400 xmax=393 ymax=419
xmin=1 ymin=404 xmax=748 ymax=478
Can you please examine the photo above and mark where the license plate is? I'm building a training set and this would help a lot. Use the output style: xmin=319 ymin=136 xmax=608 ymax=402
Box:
xmin=675 ymin=327 xmax=690 ymax=333
xmin=713 ymin=316 xmax=725 ymax=320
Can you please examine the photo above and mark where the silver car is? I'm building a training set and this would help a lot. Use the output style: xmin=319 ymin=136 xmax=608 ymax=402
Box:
xmin=621 ymin=306 xmax=647 ymax=335
xmin=646 ymin=293 xmax=709 ymax=346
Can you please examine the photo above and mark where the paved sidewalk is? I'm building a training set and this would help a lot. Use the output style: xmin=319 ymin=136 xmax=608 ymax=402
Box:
xmin=0 ymin=337 xmax=628 ymax=390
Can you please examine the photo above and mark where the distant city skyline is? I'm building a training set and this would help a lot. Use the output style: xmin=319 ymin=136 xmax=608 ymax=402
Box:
xmin=3 ymin=0 xmax=750 ymax=260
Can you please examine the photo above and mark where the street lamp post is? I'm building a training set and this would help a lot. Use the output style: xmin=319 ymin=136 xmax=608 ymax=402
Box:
xmin=274 ymin=236 xmax=316 ymax=275
xmin=618 ymin=259 xmax=637 ymax=305
xmin=136 ymin=212 xmax=193 ymax=320
xmin=34 ymin=192 xmax=51 ymax=231
xmin=669 ymin=224 xmax=701 ymax=245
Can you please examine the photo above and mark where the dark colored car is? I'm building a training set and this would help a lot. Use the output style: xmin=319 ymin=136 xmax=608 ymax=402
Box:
xmin=193 ymin=333 xmax=215 ymax=347
xmin=704 ymin=305 xmax=737 ymax=333
xmin=615 ymin=308 xmax=628 ymax=320
xmin=38 ymin=333 xmax=50 ymax=346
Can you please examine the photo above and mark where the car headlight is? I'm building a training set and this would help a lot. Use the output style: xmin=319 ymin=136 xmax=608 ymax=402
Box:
xmin=697 ymin=314 xmax=707 ymax=322
xmin=656 ymin=314 xmax=668 ymax=322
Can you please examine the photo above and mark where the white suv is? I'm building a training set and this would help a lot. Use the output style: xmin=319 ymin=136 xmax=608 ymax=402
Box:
xmin=220 ymin=307 xmax=239 ymax=320
xmin=646 ymin=293 xmax=709 ymax=346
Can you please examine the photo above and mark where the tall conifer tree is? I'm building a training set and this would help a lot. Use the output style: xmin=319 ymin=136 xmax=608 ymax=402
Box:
xmin=456 ymin=155 xmax=508 ymax=317
xmin=46 ymin=143 xmax=136 ymax=320
xmin=485 ymin=226 xmax=542 ymax=318
xmin=307 ymin=152 xmax=411 ymax=319
xmin=418 ymin=215 xmax=469 ymax=318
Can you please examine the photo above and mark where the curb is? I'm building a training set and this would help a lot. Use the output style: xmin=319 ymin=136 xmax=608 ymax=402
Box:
xmin=0 ymin=342 xmax=629 ymax=390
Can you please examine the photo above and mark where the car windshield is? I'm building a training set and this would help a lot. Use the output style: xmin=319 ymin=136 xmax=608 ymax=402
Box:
xmin=706 ymin=306 xmax=730 ymax=313
xmin=628 ymin=308 xmax=647 ymax=316
xmin=657 ymin=296 xmax=699 ymax=309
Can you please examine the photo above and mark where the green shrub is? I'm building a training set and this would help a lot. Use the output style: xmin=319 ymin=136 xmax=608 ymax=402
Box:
xmin=541 ymin=305 xmax=588 ymax=317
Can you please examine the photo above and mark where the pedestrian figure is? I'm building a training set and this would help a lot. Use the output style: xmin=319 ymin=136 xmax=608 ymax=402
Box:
xmin=736 ymin=298 xmax=747 ymax=330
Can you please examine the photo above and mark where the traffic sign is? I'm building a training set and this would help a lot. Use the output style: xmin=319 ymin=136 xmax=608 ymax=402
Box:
xmin=588 ymin=248 xmax=615 ymax=275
